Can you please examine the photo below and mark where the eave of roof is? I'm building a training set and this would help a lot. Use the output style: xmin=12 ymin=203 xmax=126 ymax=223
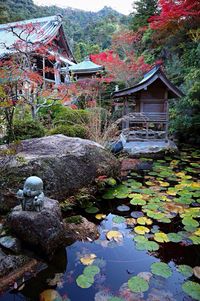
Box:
xmin=112 ymin=66 xmax=184 ymax=99
xmin=69 ymin=59 xmax=103 ymax=73
xmin=0 ymin=15 xmax=75 ymax=63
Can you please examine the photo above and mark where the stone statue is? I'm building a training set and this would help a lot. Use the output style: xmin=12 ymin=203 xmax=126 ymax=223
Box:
xmin=17 ymin=176 xmax=44 ymax=212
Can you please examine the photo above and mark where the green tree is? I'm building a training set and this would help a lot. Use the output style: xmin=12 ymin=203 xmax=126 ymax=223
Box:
xmin=130 ymin=0 xmax=157 ymax=31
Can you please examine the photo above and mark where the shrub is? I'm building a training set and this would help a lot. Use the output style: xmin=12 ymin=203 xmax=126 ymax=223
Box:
xmin=13 ymin=119 xmax=45 ymax=140
xmin=48 ymin=124 xmax=87 ymax=139
xmin=53 ymin=107 xmax=89 ymax=126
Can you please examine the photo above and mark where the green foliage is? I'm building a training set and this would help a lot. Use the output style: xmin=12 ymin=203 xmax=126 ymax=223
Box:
xmin=13 ymin=119 xmax=45 ymax=140
xmin=53 ymin=107 xmax=89 ymax=126
xmin=48 ymin=124 xmax=87 ymax=139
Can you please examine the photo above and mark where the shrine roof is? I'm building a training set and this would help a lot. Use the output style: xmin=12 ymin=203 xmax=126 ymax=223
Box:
xmin=112 ymin=65 xmax=184 ymax=99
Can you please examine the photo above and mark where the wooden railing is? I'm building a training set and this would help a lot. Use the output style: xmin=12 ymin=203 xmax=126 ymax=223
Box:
xmin=122 ymin=112 xmax=168 ymax=123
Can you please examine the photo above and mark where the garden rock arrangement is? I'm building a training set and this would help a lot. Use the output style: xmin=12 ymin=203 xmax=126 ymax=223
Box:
xmin=7 ymin=198 xmax=65 ymax=257
xmin=0 ymin=134 xmax=119 ymax=212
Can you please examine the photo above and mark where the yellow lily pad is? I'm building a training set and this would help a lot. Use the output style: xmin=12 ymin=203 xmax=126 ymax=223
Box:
xmin=106 ymin=230 xmax=123 ymax=242
xmin=137 ymin=217 xmax=153 ymax=225
xmin=194 ymin=228 xmax=200 ymax=236
xmin=80 ymin=253 xmax=97 ymax=265
xmin=134 ymin=226 xmax=150 ymax=235
xmin=95 ymin=213 xmax=106 ymax=220
xmin=154 ymin=232 xmax=169 ymax=243
xmin=159 ymin=181 xmax=170 ymax=187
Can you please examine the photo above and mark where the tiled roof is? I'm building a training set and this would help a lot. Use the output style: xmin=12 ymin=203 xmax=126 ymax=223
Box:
xmin=0 ymin=15 xmax=74 ymax=62
xmin=69 ymin=57 xmax=103 ymax=73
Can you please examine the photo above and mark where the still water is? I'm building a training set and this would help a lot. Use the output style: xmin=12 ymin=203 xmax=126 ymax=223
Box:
xmin=0 ymin=146 xmax=200 ymax=301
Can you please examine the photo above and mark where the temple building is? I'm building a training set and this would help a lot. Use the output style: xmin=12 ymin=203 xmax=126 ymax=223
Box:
xmin=112 ymin=65 xmax=184 ymax=152
xmin=0 ymin=15 xmax=76 ymax=85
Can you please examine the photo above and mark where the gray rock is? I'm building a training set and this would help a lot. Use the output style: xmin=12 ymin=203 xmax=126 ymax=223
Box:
xmin=0 ymin=252 xmax=30 ymax=278
xmin=123 ymin=140 xmax=178 ymax=157
xmin=0 ymin=135 xmax=119 ymax=212
xmin=0 ymin=236 xmax=21 ymax=254
xmin=7 ymin=198 xmax=66 ymax=257
xmin=64 ymin=216 xmax=99 ymax=242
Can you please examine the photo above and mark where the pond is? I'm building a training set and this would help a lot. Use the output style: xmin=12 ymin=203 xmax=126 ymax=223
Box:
xmin=0 ymin=146 xmax=200 ymax=301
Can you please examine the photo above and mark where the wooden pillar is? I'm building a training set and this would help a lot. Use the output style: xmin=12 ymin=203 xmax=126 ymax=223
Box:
xmin=42 ymin=56 xmax=46 ymax=90
xmin=164 ymin=90 xmax=169 ymax=142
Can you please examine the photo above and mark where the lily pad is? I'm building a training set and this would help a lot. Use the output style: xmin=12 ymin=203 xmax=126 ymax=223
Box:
xmin=189 ymin=235 xmax=200 ymax=245
xmin=134 ymin=226 xmax=150 ymax=235
xmin=112 ymin=216 xmax=126 ymax=224
xmin=128 ymin=276 xmax=149 ymax=293
xmin=131 ymin=211 xmax=144 ymax=218
xmin=182 ymin=217 xmax=199 ymax=228
xmin=117 ymin=205 xmax=130 ymax=212
xmin=76 ymin=274 xmax=94 ymax=288
xmin=85 ymin=207 xmax=99 ymax=214
xmin=83 ymin=265 xmax=100 ymax=277
xmin=182 ymin=281 xmax=200 ymax=300
xmin=130 ymin=199 xmax=146 ymax=206
xmin=154 ymin=232 xmax=169 ymax=243
xmin=106 ymin=230 xmax=123 ymax=242
xmin=95 ymin=213 xmax=106 ymax=220
xmin=151 ymin=262 xmax=172 ymax=278
xmin=137 ymin=217 xmax=152 ymax=225
xmin=168 ymin=233 xmax=182 ymax=243
xmin=80 ymin=254 xmax=97 ymax=265
xmin=177 ymin=265 xmax=193 ymax=277
xmin=193 ymin=266 xmax=200 ymax=279
xmin=126 ymin=218 xmax=137 ymax=226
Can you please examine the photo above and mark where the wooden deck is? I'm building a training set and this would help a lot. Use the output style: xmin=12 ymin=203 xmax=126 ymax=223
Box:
xmin=121 ymin=112 xmax=169 ymax=141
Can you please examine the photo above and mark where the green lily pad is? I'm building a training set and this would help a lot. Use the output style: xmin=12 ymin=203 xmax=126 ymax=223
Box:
xmin=76 ymin=274 xmax=94 ymax=288
xmin=85 ymin=207 xmax=99 ymax=214
xmin=112 ymin=216 xmax=126 ymax=224
xmin=189 ymin=235 xmax=200 ymax=245
xmin=182 ymin=281 xmax=200 ymax=300
xmin=102 ymin=188 xmax=116 ymax=199
xmin=182 ymin=217 xmax=199 ymax=228
xmin=83 ymin=265 xmax=100 ymax=277
xmin=128 ymin=276 xmax=149 ymax=293
xmin=168 ymin=233 xmax=182 ymax=243
xmin=136 ymin=240 xmax=159 ymax=251
xmin=151 ymin=262 xmax=172 ymax=278
xmin=130 ymin=199 xmax=146 ymax=206
xmin=177 ymin=265 xmax=193 ymax=277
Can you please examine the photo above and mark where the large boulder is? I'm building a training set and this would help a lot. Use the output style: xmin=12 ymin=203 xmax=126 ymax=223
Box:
xmin=7 ymin=198 xmax=66 ymax=257
xmin=0 ymin=135 xmax=119 ymax=212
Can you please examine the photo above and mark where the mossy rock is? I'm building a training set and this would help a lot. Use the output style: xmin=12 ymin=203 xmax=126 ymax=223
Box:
xmin=64 ymin=215 xmax=83 ymax=224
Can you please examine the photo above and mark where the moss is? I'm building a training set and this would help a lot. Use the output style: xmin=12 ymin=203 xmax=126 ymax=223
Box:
xmin=65 ymin=215 xmax=83 ymax=224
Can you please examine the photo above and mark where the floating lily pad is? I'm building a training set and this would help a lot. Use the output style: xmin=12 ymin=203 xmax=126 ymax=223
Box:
xmin=106 ymin=230 xmax=123 ymax=242
xmin=151 ymin=262 xmax=172 ymax=279
xmin=134 ymin=226 xmax=150 ymax=235
xmin=189 ymin=235 xmax=200 ymax=245
xmin=137 ymin=217 xmax=152 ymax=225
xmin=177 ymin=265 xmax=193 ymax=277
xmin=154 ymin=232 xmax=169 ymax=243
xmin=85 ymin=207 xmax=99 ymax=214
xmin=112 ymin=216 xmax=126 ymax=224
xmin=168 ymin=233 xmax=182 ymax=243
xmin=108 ymin=297 xmax=125 ymax=301
xmin=117 ymin=205 xmax=130 ymax=212
xmin=126 ymin=218 xmax=136 ymax=226
xmin=95 ymin=213 xmax=106 ymax=220
xmin=182 ymin=281 xmax=200 ymax=300
xmin=182 ymin=217 xmax=199 ymax=228
xmin=128 ymin=276 xmax=149 ymax=293
xmin=130 ymin=199 xmax=146 ymax=206
xmin=76 ymin=274 xmax=94 ymax=288
xmin=131 ymin=211 xmax=144 ymax=218
xmin=193 ymin=266 xmax=200 ymax=279
xmin=136 ymin=240 xmax=159 ymax=251
xmin=83 ymin=265 xmax=100 ymax=277
xmin=80 ymin=254 xmax=97 ymax=265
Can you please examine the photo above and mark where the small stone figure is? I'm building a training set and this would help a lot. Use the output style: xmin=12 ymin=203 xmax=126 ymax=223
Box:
xmin=17 ymin=176 xmax=44 ymax=212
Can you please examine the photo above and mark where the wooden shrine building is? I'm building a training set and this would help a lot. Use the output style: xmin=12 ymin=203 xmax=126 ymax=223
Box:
xmin=112 ymin=66 xmax=184 ymax=142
